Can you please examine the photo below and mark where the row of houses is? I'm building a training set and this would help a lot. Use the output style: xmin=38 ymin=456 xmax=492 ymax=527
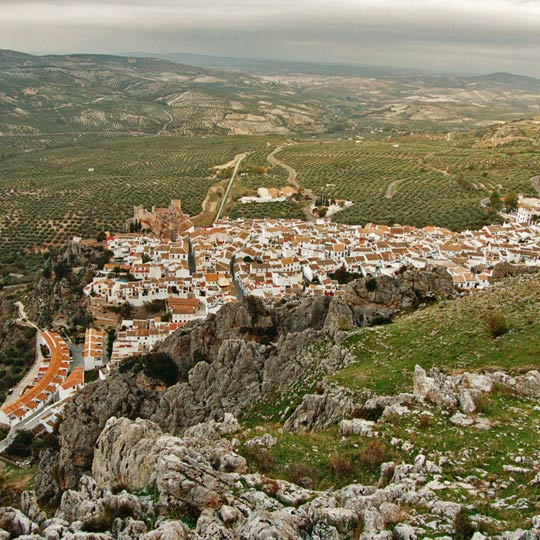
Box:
xmin=109 ymin=317 xmax=184 ymax=366
xmin=0 ymin=332 xmax=84 ymax=428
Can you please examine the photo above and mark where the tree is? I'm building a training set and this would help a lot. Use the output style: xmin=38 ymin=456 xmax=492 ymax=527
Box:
xmin=505 ymin=192 xmax=519 ymax=212
xmin=96 ymin=231 xmax=106 ymax=242
xmin=119 ymin=302 xmax=133 ymax=319
xmin=53 ymin=260 xmax=71 ymax=280
xmin=489 ymin=191 xmax=503 ymax=212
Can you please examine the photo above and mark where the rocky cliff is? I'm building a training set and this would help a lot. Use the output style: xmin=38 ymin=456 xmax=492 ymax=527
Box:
xmin=37 ymin=268 xmax=454 ymax=502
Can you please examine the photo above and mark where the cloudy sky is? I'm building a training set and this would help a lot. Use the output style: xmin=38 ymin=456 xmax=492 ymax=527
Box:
xmin=1 ymin=0 xmax=540 ymax=76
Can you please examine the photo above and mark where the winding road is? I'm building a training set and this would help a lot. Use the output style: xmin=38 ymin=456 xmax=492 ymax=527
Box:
xmin=156 ymin=110 xmax=174 ymax=136
xmin=267 ymin=144 xmax=299 ymax=188
xmin=267 ymin=144 xmax=317 ymax=221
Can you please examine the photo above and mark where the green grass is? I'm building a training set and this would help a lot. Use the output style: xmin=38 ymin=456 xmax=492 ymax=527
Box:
xmin=332 ymin=272 xmax=540 ymax=396
xmin=236 ymin=272 xmax=540 ymax=532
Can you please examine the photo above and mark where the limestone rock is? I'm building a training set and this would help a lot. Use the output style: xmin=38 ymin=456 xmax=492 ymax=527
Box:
xmin=283 ymin=388 xmax=355 ymax=433
xmin=339 ymin=419 xmax=376 ymax=437
xmin=0 ymin=507 xmax=39 ymax=537
xmin=515 ymin=371 xmax=540 ymax=398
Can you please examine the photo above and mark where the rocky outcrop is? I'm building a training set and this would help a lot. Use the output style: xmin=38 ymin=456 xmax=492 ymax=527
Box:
xmin=37 ymin=269 xmax=456 ymax=502
xmin=92 ymin=416 xmax=245 ymax=510
xmin=36 ymin=372 xmax=161 ymax=504
xmin=26 ymin=241 xmax=108 ymax=330
xmin=283 ymin=387 xmax=356 ymax=433
xmin=8 ymin=412 xmax=540 ymax=539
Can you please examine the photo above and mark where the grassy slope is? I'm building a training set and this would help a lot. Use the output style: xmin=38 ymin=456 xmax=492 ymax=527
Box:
xmin=238 ymin=272 xmax=540 ymax=533
xmin=333 ymin=271 xmax=540 ymax=395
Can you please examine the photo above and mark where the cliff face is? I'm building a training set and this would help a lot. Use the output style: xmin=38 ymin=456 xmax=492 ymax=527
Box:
xmin=36 ymin=268 xmax=455 ymax=503
xmin=26 ymin=242 xmax=109 ymax=330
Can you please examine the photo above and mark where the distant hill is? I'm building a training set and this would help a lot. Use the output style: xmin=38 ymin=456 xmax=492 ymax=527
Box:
xmin=469 ymin=71 xmax=540 ymax=92
xmin=1 ymin=49 xmax=540 ymax=137
xmin=125 ymin=51 xmax=417 ymax=78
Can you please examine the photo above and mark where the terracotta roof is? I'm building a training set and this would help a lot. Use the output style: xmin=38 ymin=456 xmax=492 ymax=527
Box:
xmin=1 ymin=332 xmax=69 ymax=416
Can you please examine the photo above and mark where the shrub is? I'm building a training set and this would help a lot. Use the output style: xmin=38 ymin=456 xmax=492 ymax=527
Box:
xmin=419 ymin=413 xmax=432 ymax=428
xmin=119 ymin=352 xmax=178 ymax=387
xmin=141 ymin=353 xmax=178 ymax=386
xmin=473 ymin=393 xmax=491 ymax=414
xmin=9 ymin=430 xmax=35 ymax=458
xmin=242 ymin=446 xmax=275 ymax=474
xmin=329 ymin=453 xmax=353 ymax=478
xmin=286 ymin=462 xmax=320 ymax=488
xmin=356 ymin=440 xmax=386 ymax=471
xmin=486 ymin=311 xmax=508 ymax=338
xmin=454 ymin=508 xmax=475 ymax=539
xmin=354 ymin=404 xmax=384 ymax=422
xmin=365 ymin=278 xmax=378 ymax=292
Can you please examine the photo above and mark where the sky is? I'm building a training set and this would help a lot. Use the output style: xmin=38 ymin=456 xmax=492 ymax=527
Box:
xmin=1 ymin=0 xmax=540 ymax=77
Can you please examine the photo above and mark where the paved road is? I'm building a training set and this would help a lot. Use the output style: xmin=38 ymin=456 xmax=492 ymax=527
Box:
xmin=267 ymin=144 xmax=299 ymax=187
xmin=214 ymin=153 xmax=249 ymax=223
xmin=14 ymin=301 xmax=39 ymax=331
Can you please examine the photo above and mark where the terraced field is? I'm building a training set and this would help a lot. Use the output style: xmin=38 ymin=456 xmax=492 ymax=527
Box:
xmin=278 ymin=128 xmax=540 ymax=230
xmin=0 ymin=135 xmax=281 ymax=262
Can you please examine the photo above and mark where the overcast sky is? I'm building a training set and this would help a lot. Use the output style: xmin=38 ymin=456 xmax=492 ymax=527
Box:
xmin=1 ymin=0 xmax=540 ymax=76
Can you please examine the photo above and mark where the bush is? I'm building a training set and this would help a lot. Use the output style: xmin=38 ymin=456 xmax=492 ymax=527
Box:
xmin=486 ymin=311 xmax=508 ymax=338
xmin=356 ymin=440 xmax=386 ymax=471
xmin=144 ymin=299 xmax=166 ymax=314
xmin=9 ymin=430 xmax=35 ymax=458
xmin=329 ymin=266 xmax=362 ymax=285
xmin=365 ymin=278 xmax=378 ymax=292
xmin=119 ymin=352 xmax=178 ymax=387
xmin=329 ymin=453 xmax=353 ymax=478
xmin=243 ymin=446 xmax=275 ymax=474
xmin=286 ymin=462 xmax=320 ymax=488
xmin=354 ymin=405 xmax=385 ymax=422
xmin=419 ymin=413 xmax=433 ymax=428
xmin=454 ymin=508 xmax=475 ymax=539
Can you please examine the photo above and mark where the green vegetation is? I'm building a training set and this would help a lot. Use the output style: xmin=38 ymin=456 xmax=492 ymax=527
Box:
xmin=235 ymin=272 xmax=540 ymax=532
xmin=239 ymin=426 xmax=393 ymax=491
xmin=279 ymin=124 xmax=540 ymax=230
xmin=0 ymin=135 xmax=276 ymax=262
xmin=0 ymin=315 xmax=36 ymax=404
xmin=332 ymin=272 xmax=540 ymax=396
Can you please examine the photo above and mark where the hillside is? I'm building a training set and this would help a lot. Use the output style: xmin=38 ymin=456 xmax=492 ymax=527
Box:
xmin=0 ymin=50 xmax=326 ymax=137
xmin=2 ymin=50 xmax=540 ymax=139
xmin=1 ymin=269 xmax=540 ymax=538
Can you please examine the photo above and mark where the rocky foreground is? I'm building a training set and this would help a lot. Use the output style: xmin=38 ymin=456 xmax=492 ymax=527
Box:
xmin=2 ymin=268 xmax=540 ymax=539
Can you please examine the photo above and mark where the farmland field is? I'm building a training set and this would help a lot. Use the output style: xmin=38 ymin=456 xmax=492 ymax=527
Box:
xmin=1 ymin=118 xmax=539 ymax=263
xmin=0 ymin=135 xmax=283 ymax=262
xmin=278 ymin=124 xmax=540 ymax=230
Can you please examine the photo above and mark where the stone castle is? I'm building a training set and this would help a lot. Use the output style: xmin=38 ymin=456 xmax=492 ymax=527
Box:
xmin=132 ymin=199 xmax=194 ymax=241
